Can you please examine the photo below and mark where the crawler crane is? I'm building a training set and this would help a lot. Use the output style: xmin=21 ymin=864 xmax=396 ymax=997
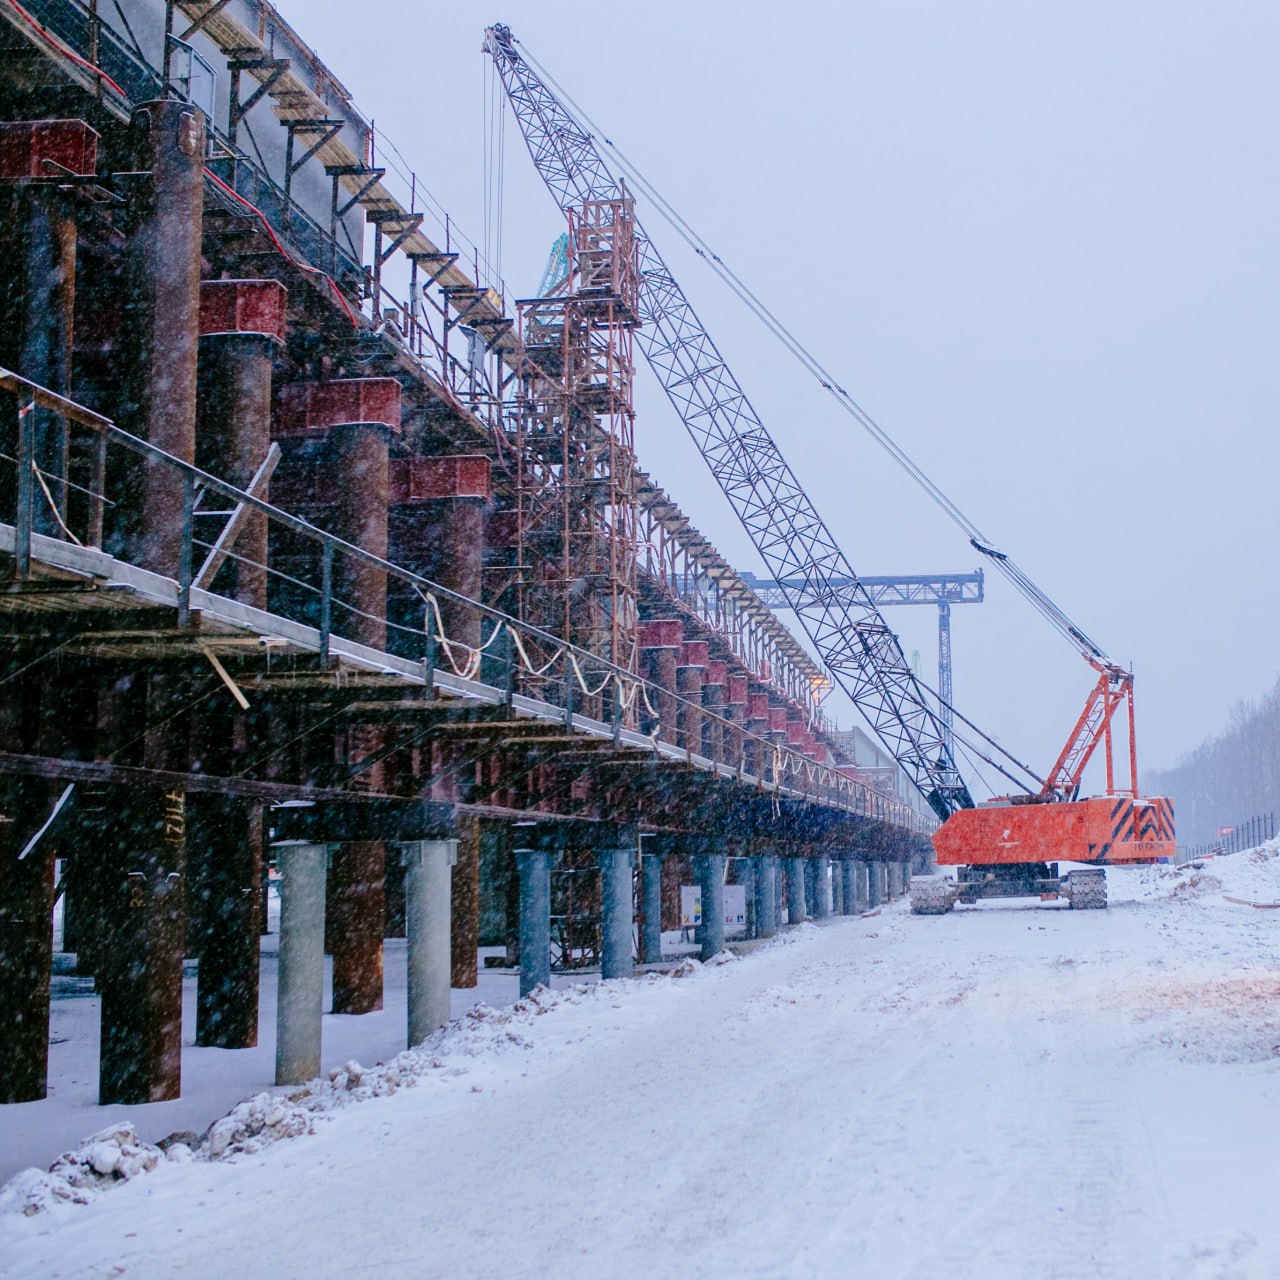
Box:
xmin=484 ymin=25 xmax=1175 ymax=909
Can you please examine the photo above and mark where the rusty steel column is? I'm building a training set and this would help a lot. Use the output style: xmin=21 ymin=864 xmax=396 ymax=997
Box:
xmin=676 ymin=640 xmax=707 ymax=755
xmin=449 ymin=816 xmax=481 ymax=988
xmin=196 ymin=279 xmax=287 ymax=607
xmin=121 ymin=100 xmax=205 ymax=574
xmin=98 ymin=787 xmax=186 ymax=1104
xmin=639 ymin=619 xmax=681 ymax=742
xmin=725 ymin=673 xmax=748 ymax=770
xmin=744 ymin=691 xmax=771 ymax=779
xmin=0 ymin=120 xmax=96 ymax=541
xmin=327 ymin=391 xmax=390 ymax=1016
xmin=389 ymin=457 xmax=490 ymax=990
xmin=0 ymin=773 xmax=55 ymax=1102
xmin=389 ymin=454 xmax=490 ymax=653
xmin=701 ymin=660 xmax=727 ymax=765
xmin=280 ymin=379 xmax=401 ymax=1016
xmin=189 ymin=793 xmax=262 ymax=1049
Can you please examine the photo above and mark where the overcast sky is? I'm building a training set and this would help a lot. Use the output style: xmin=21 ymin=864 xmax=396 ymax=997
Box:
xmin=278 ymin=0 xmax=1278 ymax=793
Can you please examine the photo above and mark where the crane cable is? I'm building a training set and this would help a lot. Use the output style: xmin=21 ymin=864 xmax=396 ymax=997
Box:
xmin=513 ymin=37 xmax=1112 ymax=668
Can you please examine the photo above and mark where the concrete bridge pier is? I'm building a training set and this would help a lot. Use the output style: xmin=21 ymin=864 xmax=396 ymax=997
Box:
xmin=638 ymin=837 xmax=664 ymax=964
xmin=867 ymin=861 xmax=884 ymax=909
xmin=695 ymin=853 xmax=725 ymax=960
xmin=516 ymin=843 xmax=553 ymax=996
xmin=786 ymin=857 xmax=807 ymax=924
xmin=598 ymin=842 xmax=635 ymax=980
xmin=755 ymin=854 xmax=778 ymax=939
xmin=831 ymin=860 xmax=844 ymax=915
xmin=841 ymin=859 xmax=859 ymax=915
xmin=275 ymin=842 xmax=328 ymax=1086
xmin=402 ymin=839 xmax=457 ymax=1046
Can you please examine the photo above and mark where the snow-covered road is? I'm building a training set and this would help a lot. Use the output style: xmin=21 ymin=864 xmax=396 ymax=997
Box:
xmin=4 ymin=851 xmax=1279 ymax=1280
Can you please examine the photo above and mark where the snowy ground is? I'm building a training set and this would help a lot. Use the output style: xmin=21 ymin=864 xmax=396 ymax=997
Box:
xmin=3 ymin=849 xmax=1279 ymax=1280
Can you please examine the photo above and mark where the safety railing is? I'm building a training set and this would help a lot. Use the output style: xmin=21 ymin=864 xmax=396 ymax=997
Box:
xmin=1176 ymin=812 xmax=1277 ymax=864
xmin=0 ymin=368 xmax=936 ymax=837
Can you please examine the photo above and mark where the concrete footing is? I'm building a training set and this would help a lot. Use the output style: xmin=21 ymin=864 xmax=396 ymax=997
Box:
xmin=640 ymin=848 xmax=663 ymax=964
xmin=786 ymin=858 xmax=807 ymax=924
xmin=275 ymin=843 xmax=327 ymax=1087
xmin=696 ymin=854 xmax=725 ymax=960
xmin=404 ymin=839 xmax=456 ymax=1047
xmin=599 ymin=847 xmax=635 ymax=979
xmin=755 ymin=855 xmax=777 ymax=939
xmin=516 ymin=846 xmax=552 ymax=996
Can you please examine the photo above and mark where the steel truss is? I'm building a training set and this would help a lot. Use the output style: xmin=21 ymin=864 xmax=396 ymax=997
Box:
xmin=484 ymin=25 xmax=972 ymax=818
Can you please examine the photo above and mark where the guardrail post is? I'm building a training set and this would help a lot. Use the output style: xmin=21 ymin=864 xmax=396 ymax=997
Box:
xmin=177 ymin=471 xmax=195 ymax=626
xmin=563 ymin=661 xmax=575 ymax=733
xmin=15 ymin=398 xmax=34 ymax=577
xmin=319 ymin=540 xmax=333 ymax=663
xmin=422 ymin=599 xmax=436 ymax=697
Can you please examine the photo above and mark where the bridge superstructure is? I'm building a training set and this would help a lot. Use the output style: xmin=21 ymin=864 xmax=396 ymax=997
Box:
xmin=0 ymin=0 xmax=930 ymax=1109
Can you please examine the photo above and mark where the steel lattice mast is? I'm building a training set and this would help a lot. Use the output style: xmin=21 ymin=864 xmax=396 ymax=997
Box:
xmin=484 ymin=24 xmax=973 ymax=819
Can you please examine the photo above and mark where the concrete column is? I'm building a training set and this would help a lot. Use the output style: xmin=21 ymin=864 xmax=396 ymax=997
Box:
xmin=737 ymin=858 xmax=756 ymax=937
xmin=696 ymin=853 xmax=725 ymax=960
xmin=516 ymin=846 xmax=552 ymax=996
xmin=598 ymin=847 xmax=634 ymax=980
xmin=123 ymin=100 xmax=205 ymax=574
xmin=786 ymin=857 xmax=807 ymax=924
xmin=403 ymin=839 xmax=456 ymax=1046
xmin=815 ymin=856 xmax=832 ymax=917
xmin=867 ymin=860 xmax=884 ymax=908
xmin=755 ymin=855 xmax=777 ymax=939
xmin=639 ymin=844 xmax=664 ymax=964
xmin=842 ymin=859 xmax=859 ymax=915
xmin=775 ymin=859 xmax=786 ymax=929
xmin=196 ymin=279 xmax=286 ymax=608
xmin=831 ymin=861 xmax=844 ymax=915
xmin=275 ymin=842 xmax=328 ymax=1086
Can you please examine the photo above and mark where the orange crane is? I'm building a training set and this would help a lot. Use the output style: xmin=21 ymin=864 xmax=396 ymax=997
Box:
xmin=924 ymin=654 xmax=1176 ymax=912
xmin=484 ymin=26 xmax=1175 ymax=911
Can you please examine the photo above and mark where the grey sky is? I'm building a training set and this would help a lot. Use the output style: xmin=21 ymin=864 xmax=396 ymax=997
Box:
xmin=278 ymin=0 xmax=1278 ymax=792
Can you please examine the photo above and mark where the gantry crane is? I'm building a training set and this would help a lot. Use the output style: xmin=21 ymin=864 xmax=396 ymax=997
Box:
xmin=742 ymin=570 xmax=984 ymax=771
xmin=484 ymin=25 xmax=1175 ymax=907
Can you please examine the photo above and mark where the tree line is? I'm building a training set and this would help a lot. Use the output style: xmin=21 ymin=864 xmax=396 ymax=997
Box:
xmin=1143 ymin=675 xmax=1280 ymax=848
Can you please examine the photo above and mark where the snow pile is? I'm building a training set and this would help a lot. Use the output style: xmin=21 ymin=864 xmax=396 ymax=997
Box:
xmin=0 ymin=1123 xmax=168 ymax=1217
xmin=0 ymin=980 xmax=609 ymax=1217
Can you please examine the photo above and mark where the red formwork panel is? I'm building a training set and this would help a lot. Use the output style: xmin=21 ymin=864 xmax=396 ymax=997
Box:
xmin=0 ymin=119 xmax=99 ymax=179
xmin=704 ymin=660 xmax=727 ymax=687
xmin=388 ymin=455 xmax=491 ymax=503
xmin=746 ymin=691 xmax=771 ymax=721
xmin=727 ymin=673 xmax=749 ymax=706
xmin=276 ymin=378 xmax=402 ymax=436
xmin=639 ymin=619 xmax=683 ymax=650
xmin=768 ymin=706 xmax=789 ymax=734
xmin=199 ymin=279 xmax=287 ymax=342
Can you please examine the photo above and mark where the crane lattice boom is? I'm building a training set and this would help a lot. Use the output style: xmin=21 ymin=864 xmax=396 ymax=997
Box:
xmin=484 ymin=24 xmax=972 ymax=820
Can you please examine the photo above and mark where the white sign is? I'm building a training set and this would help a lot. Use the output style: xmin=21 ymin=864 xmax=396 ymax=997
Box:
xmin=723 ymin=884 xmax=747 ymax=928
xmin=679 ymin=885 xmax=702 ymax=928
